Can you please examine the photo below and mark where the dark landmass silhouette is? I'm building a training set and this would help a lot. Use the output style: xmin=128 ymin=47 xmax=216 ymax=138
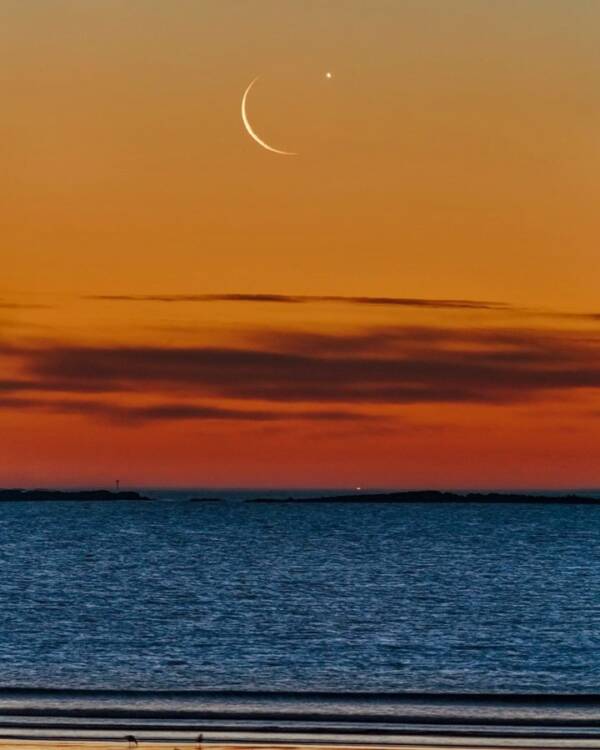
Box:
xmin=0 ymin=489 xmax=151 ymax=502
xmin=1 ymin=489 xmax=598 ymax=504
xmin=247 ymin=490 xmax=600 ymax=505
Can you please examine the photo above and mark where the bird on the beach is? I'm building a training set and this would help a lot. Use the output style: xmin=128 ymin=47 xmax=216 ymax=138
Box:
xmin=125 ymin=735 xmax=138 ymax=748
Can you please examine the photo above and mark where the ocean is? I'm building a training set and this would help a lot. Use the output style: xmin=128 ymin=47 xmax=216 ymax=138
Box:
xmin=1 ymin=495 xmax=600 ymax=742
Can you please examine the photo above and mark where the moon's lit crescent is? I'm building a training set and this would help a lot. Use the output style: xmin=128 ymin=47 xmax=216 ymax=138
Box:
xmin=241 ymin=77 xmax=297 ymax=156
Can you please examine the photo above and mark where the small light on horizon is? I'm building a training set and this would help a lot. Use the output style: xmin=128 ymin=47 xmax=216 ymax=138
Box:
xmin=325 ymin=72 xmax=333 ymax=79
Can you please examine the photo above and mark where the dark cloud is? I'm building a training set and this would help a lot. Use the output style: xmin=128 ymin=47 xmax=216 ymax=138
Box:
xmin=560 ymin=312 xmax=600 ymax=322
xmin=0 ymin=375 xmax=122 ymax=394
xmin=0 ymin=395 xmax=373 ymax=424
xmin=0 ymin=301 xmax=52 ymax=310
xmin=5 ymin=325 xmax=600 ymax=415
xmin=87 ymin=293 xmax=507 ymax=311
xmin=0 ymin=379 xmax=40 ymax=393
xmin=86 ymin=293 xmax=600 ymax=321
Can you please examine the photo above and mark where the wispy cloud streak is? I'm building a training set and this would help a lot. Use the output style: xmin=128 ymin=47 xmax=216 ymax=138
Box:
xmin=0 ymin=395 xmax=373 ymax=424
xmin=87 ymin=293 xmax=507 ymax=310
xmin=86 ymin=293 xmax=600 ymax=321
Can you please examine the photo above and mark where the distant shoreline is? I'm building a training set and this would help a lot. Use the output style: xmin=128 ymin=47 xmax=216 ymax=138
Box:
xmin=0 ymin=489 xmax=151 ymax=502
xmin=245 ymin=490 xmax=600 ymax=505
xmin=2 ymin=488 xmax=600 ymax=504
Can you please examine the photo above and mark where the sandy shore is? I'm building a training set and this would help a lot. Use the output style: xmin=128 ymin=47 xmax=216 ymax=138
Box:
xmin=0 ymin=744 xmax=436 ymax=750
xmin=13 ymin=743 xmax=600 ymax=750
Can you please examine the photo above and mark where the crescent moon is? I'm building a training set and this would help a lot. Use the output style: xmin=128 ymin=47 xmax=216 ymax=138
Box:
xmin=241 ymin=77 xmax=297 ymax=156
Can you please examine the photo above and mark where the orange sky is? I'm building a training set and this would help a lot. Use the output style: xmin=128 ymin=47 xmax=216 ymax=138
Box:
xmin=2 ymin=1 xmax=600 ymax=488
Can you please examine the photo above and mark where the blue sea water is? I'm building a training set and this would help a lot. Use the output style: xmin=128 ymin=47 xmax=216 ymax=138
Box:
xmin=0 ymin=497 xmax=599 ymax=694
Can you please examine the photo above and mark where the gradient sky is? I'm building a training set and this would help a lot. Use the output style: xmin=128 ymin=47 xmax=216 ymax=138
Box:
xmin=2 ymin=1 xmax=600 ymax=488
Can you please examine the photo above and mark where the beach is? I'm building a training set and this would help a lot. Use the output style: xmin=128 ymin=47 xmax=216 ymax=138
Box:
xmin=0 ymin=744 xmax=512 ymax=749
xmin=0 ymin=745 xmax=395 ymax=750
xmin=0 ymin=744 xmax=407 ymax=750
xmin=7 ymin=740 xmax=600 ymax=750
xmin=0 ymin=743 xmax=591 ymax=750
xmin=0 ymin=744 xmax=479 ymax=750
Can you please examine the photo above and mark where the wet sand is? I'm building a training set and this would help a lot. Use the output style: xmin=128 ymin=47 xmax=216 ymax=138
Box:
xmin=4 ymin=740 xmax=600 ymax=750
xmin=0 ymin=744 xmax=453 ymax=750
